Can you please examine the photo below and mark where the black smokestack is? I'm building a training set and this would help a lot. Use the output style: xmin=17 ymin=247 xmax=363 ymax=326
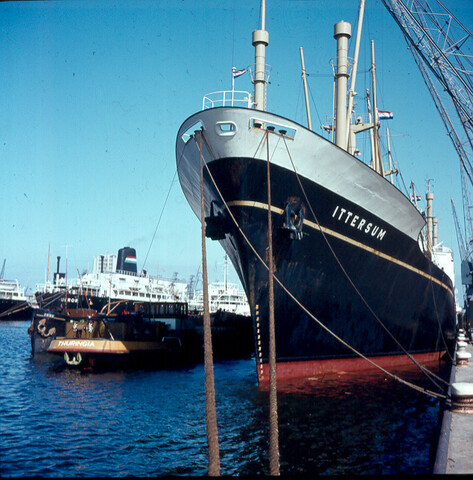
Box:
xmin=116 ymin=247 xmax=137 ymax=274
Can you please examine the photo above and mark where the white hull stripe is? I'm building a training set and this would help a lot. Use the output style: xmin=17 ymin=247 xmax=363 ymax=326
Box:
xmin=226 ymin=200 xmax=454 ymax=298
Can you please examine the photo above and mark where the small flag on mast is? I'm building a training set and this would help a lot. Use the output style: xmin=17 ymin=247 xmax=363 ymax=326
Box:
xmin=232 ymin=67 xmax=246 ymax=78
xmin=378 ymin=110 xmax=394 ymax=120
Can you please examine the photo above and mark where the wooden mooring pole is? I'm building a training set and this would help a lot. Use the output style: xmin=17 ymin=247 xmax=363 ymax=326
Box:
xmin=199 ymin=131 xmax=220 ymax=476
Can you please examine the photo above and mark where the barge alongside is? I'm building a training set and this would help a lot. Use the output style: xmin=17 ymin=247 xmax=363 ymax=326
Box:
xmin=30 ymin=302 xmax=253 ymax=368
xmin=175 ymin=1 xmax=456 ymax=382
xmin=29 ymin=303 xmax=189 ymax=369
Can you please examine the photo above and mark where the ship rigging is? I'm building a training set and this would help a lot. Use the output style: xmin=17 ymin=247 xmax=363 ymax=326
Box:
xmin=381 ymin=0 xmax=473 ymax=327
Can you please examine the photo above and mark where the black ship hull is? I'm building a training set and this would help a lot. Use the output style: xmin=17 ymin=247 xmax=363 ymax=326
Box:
xmin=176 ymin=108 xmax=456 ymax=382
xmin=0 ymin=299 xmax=33 ymax=320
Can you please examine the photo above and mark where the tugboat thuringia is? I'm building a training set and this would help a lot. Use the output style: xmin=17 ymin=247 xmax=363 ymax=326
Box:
xmin=175 ymin=0 xmax=456 ymax=382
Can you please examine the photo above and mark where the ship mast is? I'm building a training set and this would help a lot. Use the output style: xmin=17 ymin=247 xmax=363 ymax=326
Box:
xmin=345 ymin=0 xmax=365 ymax=151
xmin=299 ymin=47 xmax=312 ymax=130
xmin=224 ymin=255 xmax=228 ymax=293
xmin=370 ymin=40 xmax=383 ymax=175
xmin=334 ymin=21 xmax=351 ymax=147
xmin=426 ymin=180 xmax=434 ymax=255
xmin=46 ymin=241 xmax=50 ymax=293
xmin=252 ymin=0 xmax=269 ymax=111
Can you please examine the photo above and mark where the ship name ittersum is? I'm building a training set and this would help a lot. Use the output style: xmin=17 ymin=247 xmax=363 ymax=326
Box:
xmin=332 ymin=206 xmax=386 ymax=241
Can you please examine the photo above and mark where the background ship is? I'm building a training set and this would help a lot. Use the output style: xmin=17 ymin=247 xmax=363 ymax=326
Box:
xmin=187 ymin=255 xmax=250 ymax=316
xmin=35 ymin=246 xmax=188 ymax=314
xmin=176 ymin=0 xmax=456 ymax=381
xmin=35 ymin=246 xmax=250 ymax=316
xmin=0 ymin=260 xmax=33 ymax=320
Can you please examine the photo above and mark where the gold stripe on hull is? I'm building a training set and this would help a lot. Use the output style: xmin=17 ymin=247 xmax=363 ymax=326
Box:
xmin=226 ymin=200 xmax=454 ymax=298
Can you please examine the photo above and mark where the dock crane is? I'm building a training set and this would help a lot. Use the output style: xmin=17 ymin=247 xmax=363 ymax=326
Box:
xmin=452 ymin=199 xmax=467 ymax=262
xmin=381 ymin=0 xmax=473 ymax=327
xmin=453 ymin=197 xmax=473 ymax=330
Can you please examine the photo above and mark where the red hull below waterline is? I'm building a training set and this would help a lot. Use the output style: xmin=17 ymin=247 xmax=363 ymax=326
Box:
xmin=257 ymin=350 xmax=447 ymax=383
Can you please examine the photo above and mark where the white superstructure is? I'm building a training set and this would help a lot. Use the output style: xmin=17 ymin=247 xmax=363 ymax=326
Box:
xmin=35 ymin=250 xmax=188 ymax=304
xmin=0 ymin=279 xmax=27 ymax=302
xmin=188 ymin=256 xmax=250 ymax=315
xmin=189 ymin=282 xmax=250 ymax=316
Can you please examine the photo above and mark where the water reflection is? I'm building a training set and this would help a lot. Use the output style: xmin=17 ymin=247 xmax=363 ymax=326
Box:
xmin=254 ymin=361 xmax=449 ymax=475
xmin=0 ymin=321 xmax=449 ymax=476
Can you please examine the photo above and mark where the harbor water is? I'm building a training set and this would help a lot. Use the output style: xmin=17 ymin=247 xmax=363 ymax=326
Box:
xmin=1 ymin=319 xmax=449 ymax=476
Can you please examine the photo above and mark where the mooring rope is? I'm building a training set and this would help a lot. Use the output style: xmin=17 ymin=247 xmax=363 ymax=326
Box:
xmin=280 ymin=135 xmax=450 ymax=390
xmin=429 ymin=277 xmax=454 ymax=363
xmin=199 ymin=131 xmax=221 ymax=477
xmin=196 ymin=130 xmax=448 ymax=401
xmin=265 ymin=131 xmax=281 ymax=476
xmin=141 ymin=169 xmax=178 ymax=275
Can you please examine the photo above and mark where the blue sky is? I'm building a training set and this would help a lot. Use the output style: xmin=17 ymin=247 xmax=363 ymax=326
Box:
xmin=1 ymin=0 xmax=472 ymax=304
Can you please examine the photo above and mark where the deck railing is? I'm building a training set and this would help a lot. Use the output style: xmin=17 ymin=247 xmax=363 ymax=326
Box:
xmin=202 ymin=90 xmax=253 ymax=110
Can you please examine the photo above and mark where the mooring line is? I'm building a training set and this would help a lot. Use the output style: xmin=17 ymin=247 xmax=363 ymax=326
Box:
xmin=141 ymin=169 xmax=178 ymax=275
xmin=199 ymin=131 xmax=221 ymax=476
xmin=280 ymin=135 xmax=450 ymax=389
xmin=195 ymin=131 xmax=449 ymax=401
xmin=265 ymin=131 xmax=281 ymax=476
xmin=429 ymin=275 xmax=454 ymax=363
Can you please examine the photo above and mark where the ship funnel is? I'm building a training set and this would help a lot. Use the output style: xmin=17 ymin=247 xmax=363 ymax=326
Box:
xmin=54 ymin=256 xmax=62 ymax=285
xmin=116 ymin=247 xmax=137 ymax=275
xmin=334 ymin=21 xmax=351 ymax=148
xmin=252 ymin=0 xmax=269 ymax=111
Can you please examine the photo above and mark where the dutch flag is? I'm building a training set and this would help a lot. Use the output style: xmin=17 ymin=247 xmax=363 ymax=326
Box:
xmin=232 ymin=67 xmax=246 ymax=78
xmin=378 ymin=110 xmax=394 ymax=120
xmin=125 ymin=256 xmax=137 ymax=264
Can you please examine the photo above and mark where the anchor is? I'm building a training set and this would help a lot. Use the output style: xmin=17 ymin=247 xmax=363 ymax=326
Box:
xmin=205 ymin=201 xmax=232 ymax=240
xmin=279 ymin=202 xmax=304 ymax=240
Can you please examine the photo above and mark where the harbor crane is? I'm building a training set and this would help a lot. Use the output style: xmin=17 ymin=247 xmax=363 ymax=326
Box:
xmin=381 ymin=0 xmax=473 ymax=323
xmin=452 ymin=199 xmax=467 ymax=262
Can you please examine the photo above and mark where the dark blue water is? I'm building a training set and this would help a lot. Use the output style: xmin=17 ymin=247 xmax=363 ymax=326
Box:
xmin=1 ymin=319 xmax=448 ymax=476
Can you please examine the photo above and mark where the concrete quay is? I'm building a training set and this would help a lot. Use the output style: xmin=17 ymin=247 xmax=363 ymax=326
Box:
xmin=434 ymin=333 xmax=473 ymax=474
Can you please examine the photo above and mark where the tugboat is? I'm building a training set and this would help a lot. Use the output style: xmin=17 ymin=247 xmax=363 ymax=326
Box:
xmin=29 ymin=302 xmax=191 ymax=369
xmin=175 ymin=0 xmax=456 ymax=381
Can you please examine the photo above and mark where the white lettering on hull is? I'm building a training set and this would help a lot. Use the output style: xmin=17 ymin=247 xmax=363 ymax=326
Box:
xmin=333 ymin=206 xmax=386 ymax=241
xmin=58 ymin=340 xmax=95 ymax=348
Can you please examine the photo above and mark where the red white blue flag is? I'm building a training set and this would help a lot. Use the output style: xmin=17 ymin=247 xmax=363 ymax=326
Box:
xmin=378 ymin=110 xmax=394 ymax=120
xmin=232 ymin=67 xmax=246 ymax=78
xmin=125 ymin=256 xmax=137 ymax=264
